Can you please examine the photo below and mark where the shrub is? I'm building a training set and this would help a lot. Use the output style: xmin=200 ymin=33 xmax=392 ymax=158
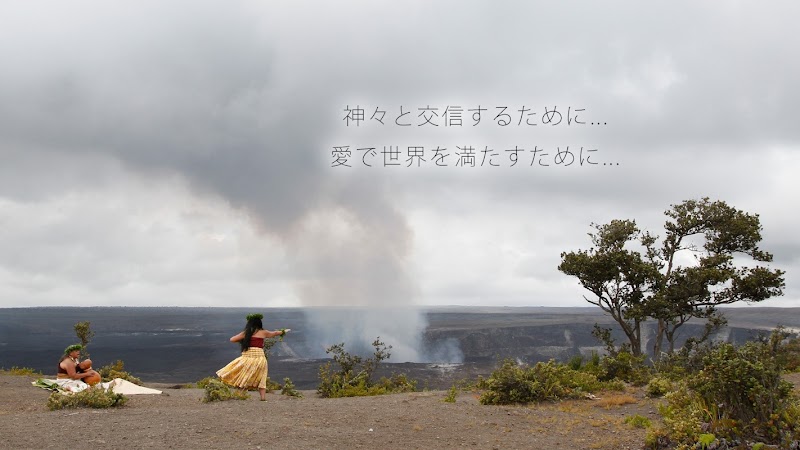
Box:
xmin=281 ymin=377 xmax=302 ymax=398
xmin=658 ymin=383 xmax=708 ymax=445
xmin=697 ymin=433 xmax=716 ymax=450
xmin=598 ymin=350 xmax=651 ymax=386
xmin=644 ymin=427 xmax=670 ymax=450
xmin=317 ymin=338 xmax=417 ymax=398
xmin=645 ymin=376 xmax=672 ymax=398
xmin=98 ymin=360 xmax=142 ymax=385
xmin=624 ymin=414 xmax=652 ymax=429
xmin=377 ymin=374 xmax=417 ymax=393
xmin=471 ymin=375 xmax=490 ymax=391
xmin=266 ymin=378 xmax=282 ymax=392
xmin=568 ymin=351 xmax=604 ymax=378
xmin=47 ymin=386 xmax=127 ymax=410
xmin=201 ymin=378 xmax=249 ymax=403
xmin=774 ymin=328 xmax=800 ymax=372
xmin=196 ymin=376 xmax=215 ymax=389
xmin=568 ymin=354 xmax=584 ymax=371
xmin=443 ymin=385 xmax=457 ymax=403
xmin=783 ymin=335 xmax=800 ymax=372
xmin=479 ymin=359 xmax=616 ymax=405
xmin=654 ymin=330 xmax=800 ymax=448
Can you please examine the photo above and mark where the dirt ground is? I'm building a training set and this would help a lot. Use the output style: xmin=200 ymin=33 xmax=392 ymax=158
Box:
xmin=0 ymin=373 xmax=668 ymax=450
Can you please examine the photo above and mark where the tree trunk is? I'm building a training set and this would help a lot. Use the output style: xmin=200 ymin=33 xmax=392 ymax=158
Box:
xmin=653 ymin=318 xmax=665 ymax=362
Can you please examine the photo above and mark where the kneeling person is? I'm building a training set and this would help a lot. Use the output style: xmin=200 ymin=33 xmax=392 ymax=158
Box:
xmin=58 ymin=344 xmax=101 ymax=385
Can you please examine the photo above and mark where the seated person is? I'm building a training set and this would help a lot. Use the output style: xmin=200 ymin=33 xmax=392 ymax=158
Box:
xmin=58 ymin=344 xmax=101 ymax=385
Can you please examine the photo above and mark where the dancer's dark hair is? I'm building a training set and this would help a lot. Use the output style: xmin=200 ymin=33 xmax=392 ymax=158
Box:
xmin=241 ymin=315 xmax=263 ymax=352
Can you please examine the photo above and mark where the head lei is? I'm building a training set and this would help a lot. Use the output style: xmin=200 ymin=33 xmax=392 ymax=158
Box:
xmin=64 ymin=344 xmax=83 ymax=354
xmin=246 ymin=313 xmax=263 ymax=321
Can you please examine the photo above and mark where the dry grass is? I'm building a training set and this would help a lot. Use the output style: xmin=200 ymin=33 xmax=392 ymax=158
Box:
xmin=594 ymin=394 xmax=637 ymax=409
xmin=0 ymin=367 xmax=43 ymax=376
xmin=587 ymin=436 xmax=626 ymax=450
xmin=557 ymin=402 xmax=584 ymax=413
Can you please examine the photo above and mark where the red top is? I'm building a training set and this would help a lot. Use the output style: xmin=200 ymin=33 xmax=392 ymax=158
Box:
xmin=249 ymin=336 xmax=264 ymax=348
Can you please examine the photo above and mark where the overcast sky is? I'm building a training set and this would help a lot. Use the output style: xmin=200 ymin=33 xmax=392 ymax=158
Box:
xmin=1 ymin=1 xmax=798 ymax=310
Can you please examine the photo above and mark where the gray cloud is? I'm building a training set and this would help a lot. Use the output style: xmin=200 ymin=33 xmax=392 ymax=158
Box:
xmin=1 ymin=0 xmax=797 ymax=330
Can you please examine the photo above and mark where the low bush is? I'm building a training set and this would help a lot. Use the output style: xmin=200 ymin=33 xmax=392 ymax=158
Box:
xmin=201 ymin=378 xmax=249 ymax=403
xmin=266 ymin=378 xmax=282 ymax=392
xmin=479 ymin=359 xmax=619 ymax=405
xmin=624 ymin=414 xmax=652 ymax=429
xmin=443 ymin=385 xmax=457 ymax=403
xmin=98 ymin=360 xmax=141 ymax=385
xmin=653 ymin=329 xmax=800 ymax=448
xmin=599 ymin=350 xmax=651 ymax=386
xmin=280 ymin=377 xmax=302 ymax=398
xmin=317 ymin=338 xmax=418 ymax=398
xmin=645 ymin=376 xmax=672 ymax=398
xmin=47 ymin=386 xmax=127 ymax=410
xmin=196 ymin=376 xmax=215 ymax=389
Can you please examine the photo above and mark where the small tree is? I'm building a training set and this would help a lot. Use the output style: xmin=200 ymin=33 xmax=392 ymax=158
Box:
xmin=317 ymin=337 xmax=403 ymax=398
xmin=73 ymin=321 xmax=95 ymax=358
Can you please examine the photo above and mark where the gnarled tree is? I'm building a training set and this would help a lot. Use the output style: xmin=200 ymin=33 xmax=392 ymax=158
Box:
xmin=558 ymin=219 xmax=660 ymax=356
xmin=559 ymin=198 xmax=785 ymax=359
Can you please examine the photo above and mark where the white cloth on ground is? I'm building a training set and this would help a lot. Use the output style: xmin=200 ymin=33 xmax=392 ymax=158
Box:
xmin=40 ymin=378 xmax=162 ymax=395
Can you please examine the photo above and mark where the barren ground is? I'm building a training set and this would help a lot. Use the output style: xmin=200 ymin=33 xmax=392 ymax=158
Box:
xmin=3 ymin=372 xmax=797 ymax=450
xmin=0 ymin=373 xmax=661 ymax=450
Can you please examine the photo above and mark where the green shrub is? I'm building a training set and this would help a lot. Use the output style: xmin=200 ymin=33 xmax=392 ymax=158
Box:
xmin=266 ymin=377 xmax=282 ymax=392
xmin=654 ymin=330 xmax=800 ymax=448
xmin=479 ymin=359 xmax=615 ymax=405
xmin=658 ymin=382 xmax=708 ymax=445
xmin=624 ymin=414 xmax=652 ymax=429
xmin=317 ymin=338 xmax=417 ymax=398
xmin=644 ymin=426 xmax=670 ymax=450
xmin=198 ymin=376 xmax=280 ymax=393
xmin=645 ymin=376 xmax=672 ymax=398
xmin=97 ymin=360 xmax=141 ymax=385
xmin=472 ymin=375 xmax=490 ymax=390
xmin=599 ymin=350 xmax=651 ymax=386
xmin=280 ymin=377 xmax=302 ymax=398
xmin=201 ymin=378 xmax=249 ymax=403
xmin=47 ymin=386 xmax=127 ymax=410
xmin=443 ymin=385 xmax=457 ymax=403
xmin=697 ymin=433 xmax=716 ymax=450
xmin=196 ymin=376 xmax=215 ymax=389
xmin=776 ymin=329 xmax=800 ymax=372
xmin=377 ymin=374 xmax=417 ymax=393
xmin=578 ymin=351 xmax=604 ymax=378
xmin=568 ymin=354 xmax=584 ymax=371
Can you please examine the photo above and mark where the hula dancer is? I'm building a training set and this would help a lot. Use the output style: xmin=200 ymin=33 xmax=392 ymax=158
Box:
xmin=216 ymin=313 xmax=289 ymax=401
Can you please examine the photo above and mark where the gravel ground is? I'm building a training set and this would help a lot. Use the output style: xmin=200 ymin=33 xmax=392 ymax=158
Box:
xmin=0 ymin=373 xmax=669 ymax=450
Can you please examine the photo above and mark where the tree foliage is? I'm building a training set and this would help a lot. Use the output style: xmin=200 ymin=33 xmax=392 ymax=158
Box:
xmin=73 ymin=321 xmax=95 ymax=358
xmin=559 ymin=198 xmax=785 ymax=358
